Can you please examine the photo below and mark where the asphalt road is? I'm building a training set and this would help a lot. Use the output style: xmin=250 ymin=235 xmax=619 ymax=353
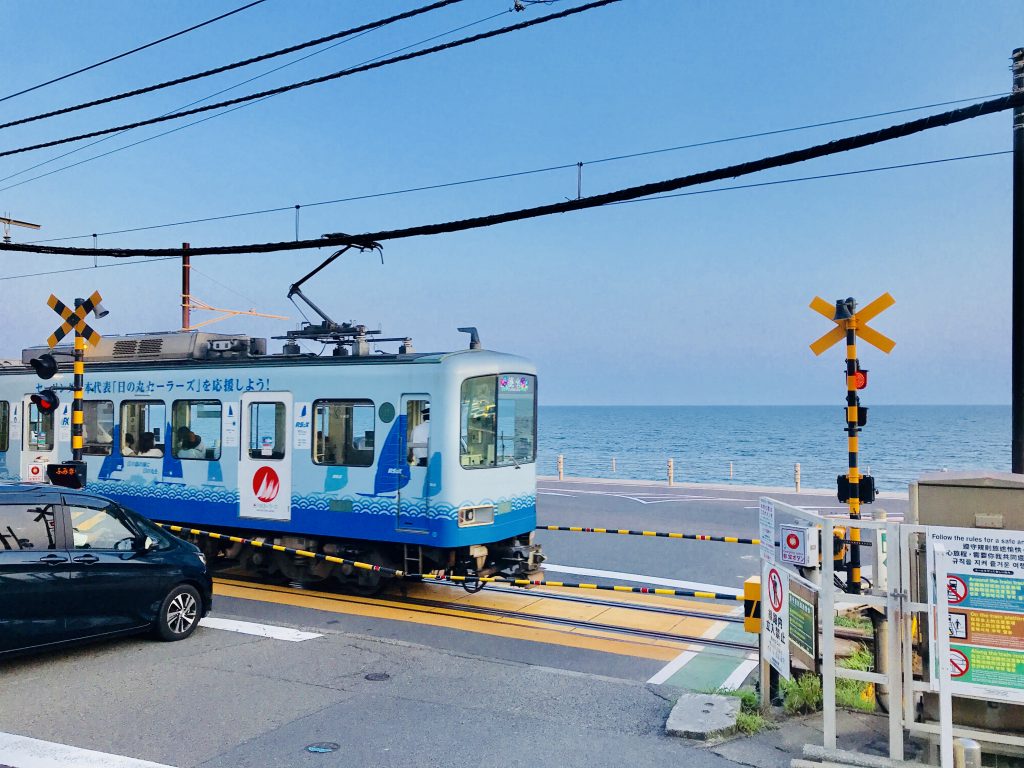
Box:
xmin=535 ymin=477 xmax=907 ymax=593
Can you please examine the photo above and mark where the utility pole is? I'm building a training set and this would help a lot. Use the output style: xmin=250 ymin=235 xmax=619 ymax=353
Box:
xmin=1012 ymin=48 xmax=1023 ymax=472
xmin=181 ymin=241 xmax=191 ymax=331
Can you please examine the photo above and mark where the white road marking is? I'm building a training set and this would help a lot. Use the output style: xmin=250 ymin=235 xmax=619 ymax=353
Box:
xmin=646 ymin=621 xmax=727 ymax=684
xmin=538 ymin=491 xmax=576 ymax=497
xmin=542 ymin=563 xmax=743 ymax=598
xmin=537 ymin=487 xmax=749 ymax=504
xmin=720 ymin=654 xmax=760 ymax=691
xmin=199 ymin=617 xmax=322 ymax=642
xmin=0 ymin=732 xmax=176 ymax=768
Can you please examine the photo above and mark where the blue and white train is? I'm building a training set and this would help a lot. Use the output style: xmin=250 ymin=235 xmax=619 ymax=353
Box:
xmin=0 ymin=329 xmax=542 ymax=589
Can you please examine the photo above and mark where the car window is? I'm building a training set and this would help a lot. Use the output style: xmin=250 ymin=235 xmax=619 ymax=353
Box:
xmin=0 ymin=503 xmax=59 ymax=550
xmin=68 ymin=503 xmax=139 ymax=551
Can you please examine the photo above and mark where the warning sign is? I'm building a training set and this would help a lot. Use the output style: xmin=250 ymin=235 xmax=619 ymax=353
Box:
xmin=779 ymin=523 xmax=818 ymax=566
xmin=929 ymin=526 xmax=1024 ymax=704
xmin=949 ymin=648 xmax=969 ymax=678
xmin=762 ymin=561 xmax=790 ymax=680
xmin=947 ymin=575 xmax=967 ymax=605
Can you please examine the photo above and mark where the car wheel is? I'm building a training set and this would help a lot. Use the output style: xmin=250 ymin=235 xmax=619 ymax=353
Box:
xmin=155 ymin=584 xmax=202 ymax=641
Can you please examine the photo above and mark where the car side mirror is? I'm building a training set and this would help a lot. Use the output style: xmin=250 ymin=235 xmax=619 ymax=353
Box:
xmin=135 ymin=535 xmax=155 ymax=552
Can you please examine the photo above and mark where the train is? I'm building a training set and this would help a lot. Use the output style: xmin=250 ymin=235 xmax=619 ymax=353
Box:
xmin=0 ymin=325 xmax=543 ymax=591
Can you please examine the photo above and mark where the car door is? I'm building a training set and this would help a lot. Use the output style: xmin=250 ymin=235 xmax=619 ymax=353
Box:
xmin=62 ymin=495 xmax=169 ymax=636
xmin=0 ymin=498 xmax=70 ymax=653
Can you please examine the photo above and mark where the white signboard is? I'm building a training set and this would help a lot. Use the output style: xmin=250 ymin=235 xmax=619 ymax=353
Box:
xmin=9 ymin=404 xmax=20 ymax=441
xmin=928 ymin=527 xmax=1024 ymax=704
xmin=762 ymin=560 xmax=791 ymax=679
xmin=293 ymin=402 xmax=311 ymax=451
xmin=759 ymin=498 xmax=776 ymax=563
xmin=780 ymin=523 xmax=819 ymax=567
xmin=222 ymin=402 xmax=240 ymax=448
xmin=57 ymin=403 xmax=71 ymax=443
xmin=24 ymin=461 xmax=47 ymax=483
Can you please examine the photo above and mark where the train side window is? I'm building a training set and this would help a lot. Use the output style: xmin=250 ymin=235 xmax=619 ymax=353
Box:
xmin=172 ymin=400 xmax=222 ymax=460
xmin=312 ymin=400 xmax=374 ymax=467
xmin=460 ymin=376 xmax=497 ymax=468
xmin=0 ymin=401 xmax=8 ymax=452
xmin=27 ymin=402 xmax=54 ymax=451
xmin=120 ymin=400 xmax=166 ymax=457
xmin=248 ymin=402 xmax=286 ymax=460
xmin=82 ymin=400 xmax=114 ymax=456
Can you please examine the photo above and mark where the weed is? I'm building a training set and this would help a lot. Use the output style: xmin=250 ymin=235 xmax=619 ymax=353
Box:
xmin=701 ymin=687 xmax=776 ymax=735
xmin=834 ymin=613 xmax=872 ymax=631
xmin=836 ymin=644 xmax=876 ymax=712
xmin=780 ymin=673 xmax=822 ymax=715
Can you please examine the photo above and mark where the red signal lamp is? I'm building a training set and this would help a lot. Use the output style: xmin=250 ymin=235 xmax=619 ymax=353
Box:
xmin=853 ymin=369 xmax=868 ymax=390
xmin=31 ymin=389 xmax=60 ymax=413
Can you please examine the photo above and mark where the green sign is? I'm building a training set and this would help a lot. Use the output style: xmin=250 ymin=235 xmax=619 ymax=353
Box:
xmin=789 ymin=582 xmax=817 ymax=670
xmin=949 ymin=644 xmax=1024 ymax=692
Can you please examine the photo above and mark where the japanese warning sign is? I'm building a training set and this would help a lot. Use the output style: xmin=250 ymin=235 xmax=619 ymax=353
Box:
xmin=762 ymin=560 xmax=791 ymax=679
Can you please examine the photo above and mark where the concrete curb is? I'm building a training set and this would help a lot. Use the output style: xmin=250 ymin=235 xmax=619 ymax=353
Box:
xmin=664 ymin=692 xmax=740 ymax=741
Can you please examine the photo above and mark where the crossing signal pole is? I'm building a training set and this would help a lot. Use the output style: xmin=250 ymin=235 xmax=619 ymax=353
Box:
xmin=810 ymin=293 xmax=895 ymax=594
xmin=41 ymin=291 xmax=107 ymax=487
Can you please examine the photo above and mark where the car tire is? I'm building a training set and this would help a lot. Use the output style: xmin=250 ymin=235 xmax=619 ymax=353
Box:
xmin=155 ymin=584 xmax=202 ymax=641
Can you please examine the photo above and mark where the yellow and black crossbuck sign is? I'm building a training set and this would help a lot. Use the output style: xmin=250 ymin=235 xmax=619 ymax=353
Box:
xmin=47 ymin=291 xmax=102 ymax=348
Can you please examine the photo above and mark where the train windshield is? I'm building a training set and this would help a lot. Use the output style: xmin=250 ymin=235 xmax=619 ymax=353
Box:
xmin=460 ymin=374 xmax=536 ymax=468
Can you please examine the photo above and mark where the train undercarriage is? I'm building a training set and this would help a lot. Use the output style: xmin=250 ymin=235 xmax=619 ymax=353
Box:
xmin=179 ymin=526 xmax=545 ymax=593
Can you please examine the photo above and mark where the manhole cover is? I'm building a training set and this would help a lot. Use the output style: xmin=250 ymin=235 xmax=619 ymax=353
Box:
xmin=364 ymin=672 xmax=390 ymax=681
xmin=306 ymin=743 xmax=340 ymax=754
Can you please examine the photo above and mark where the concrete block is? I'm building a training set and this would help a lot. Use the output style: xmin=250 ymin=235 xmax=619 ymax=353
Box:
xmin=665 ymin=693 xmax=740 ymax=741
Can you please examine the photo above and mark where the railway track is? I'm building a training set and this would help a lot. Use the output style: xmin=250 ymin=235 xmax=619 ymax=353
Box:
xmin=212 ymin=571 xmax=758 ymax=653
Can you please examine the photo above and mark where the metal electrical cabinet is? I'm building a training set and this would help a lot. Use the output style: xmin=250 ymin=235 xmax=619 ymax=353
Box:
xmin=909 ymin=472 xmax=1024 ymax=738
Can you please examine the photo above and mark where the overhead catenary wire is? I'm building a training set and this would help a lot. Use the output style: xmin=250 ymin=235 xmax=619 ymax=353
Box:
xmin=0 ymin=0 xmax=621 ymax=161
xmin=0 ymin=7 xmax=513 ymax=194
xmin=19 ymin=91 xmax=1009 ymax=245
xmin=0 ymin=0 xmax=466 ymax=131
xmin=2 ymin=90 xmax=1020 ymax=260
xmin=0 ymin=1 xmax=268 ymax=104
xmin=0 ymin=149 xmax=1008 ymax=282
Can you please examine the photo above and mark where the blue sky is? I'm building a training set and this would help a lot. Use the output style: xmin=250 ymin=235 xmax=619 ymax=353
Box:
xmin=0 ymin=1 xmax=1020 ymax=404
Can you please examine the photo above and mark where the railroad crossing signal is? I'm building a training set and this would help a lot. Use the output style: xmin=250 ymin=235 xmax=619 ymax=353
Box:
xmin=46 ymin=291 xmax=103 ymax=348
xmin=808 ymin=292 xmax=895 ymax=356
xmin=808 ymin=292 xmax=895 ymax=596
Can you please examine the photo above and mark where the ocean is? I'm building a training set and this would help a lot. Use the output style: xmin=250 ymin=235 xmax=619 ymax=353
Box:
xmin=536 ymin=405 xmax=1010 ymax=492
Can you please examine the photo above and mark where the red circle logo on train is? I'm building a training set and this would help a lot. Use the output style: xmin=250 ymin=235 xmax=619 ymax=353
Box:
xmin=253 ymin=466 xmax=280 ymax=503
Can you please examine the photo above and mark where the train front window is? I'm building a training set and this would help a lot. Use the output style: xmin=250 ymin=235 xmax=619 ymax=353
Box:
xmin=28 ymin=402 xmax=54 ymax=451
xmin=460 ymin=374 xmax=536 ymax=468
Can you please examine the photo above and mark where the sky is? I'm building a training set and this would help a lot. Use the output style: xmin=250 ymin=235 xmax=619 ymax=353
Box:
xmin=0 ymin=1 xmax=1020 ymax=405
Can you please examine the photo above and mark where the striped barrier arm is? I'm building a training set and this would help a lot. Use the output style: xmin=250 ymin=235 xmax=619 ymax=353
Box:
xmin=156 ymin=523 xmax=406 ymax=578
xmin=538 ymin=525 xmax=760 ymax=545
xmin=424 ymin=573 xmax=743 ymax=600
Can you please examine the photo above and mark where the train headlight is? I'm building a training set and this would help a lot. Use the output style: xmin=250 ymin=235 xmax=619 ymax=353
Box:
xmin=458 ymin=505 xmax=495 ymax=527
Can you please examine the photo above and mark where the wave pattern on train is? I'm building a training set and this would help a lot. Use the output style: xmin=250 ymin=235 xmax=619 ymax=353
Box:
xmin=0 ymin=323 xmax=543 ymax=592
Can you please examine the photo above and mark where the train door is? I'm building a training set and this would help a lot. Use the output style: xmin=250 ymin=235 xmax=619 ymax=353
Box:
xmin=238 ymin=392 xmax=293 ymax=521
xmin=20 ymin=395 xmax=59 ymax=483
xmin=397 ymin=395 xmax=430 ymax=531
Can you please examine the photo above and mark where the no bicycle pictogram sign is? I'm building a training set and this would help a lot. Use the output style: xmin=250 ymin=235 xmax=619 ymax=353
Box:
xmin=949 ymin=648 xmax=969 ymax=678
xmin=768 ymin=567 xmax=785 ymax=613
xmin=947 ymin=575 xmax=968 ymax=605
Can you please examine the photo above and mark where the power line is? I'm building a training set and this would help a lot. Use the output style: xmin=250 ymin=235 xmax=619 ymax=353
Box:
xmin=0 ymin=0 xmax=465 ymax=131
xmin=20 ymin=91 xmax=1009 ymax=245
xmin=2 ymin=91 xmax=1020 ymax=260
xmin=0 ymin=150 xmax=1009 ymax=282
xmin=0 ymin=1 xmax=268 ymax=104
xmin=0 ymin=0 xmax=621 ymax=161
xmin=0 ymin=7 xmax=514 ymax=194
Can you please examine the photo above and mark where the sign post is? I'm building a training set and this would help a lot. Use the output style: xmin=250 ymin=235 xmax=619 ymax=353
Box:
xmin=809 ymin=292 xmax=895 ymax=594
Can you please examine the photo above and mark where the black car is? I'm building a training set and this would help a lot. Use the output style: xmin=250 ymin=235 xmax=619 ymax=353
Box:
xmin=0 ymin=484 xmax=212 ymax=658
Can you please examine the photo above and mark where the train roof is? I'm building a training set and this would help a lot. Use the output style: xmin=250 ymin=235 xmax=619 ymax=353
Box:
xmin=8 ymin=330 xmax=533 ymax=375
